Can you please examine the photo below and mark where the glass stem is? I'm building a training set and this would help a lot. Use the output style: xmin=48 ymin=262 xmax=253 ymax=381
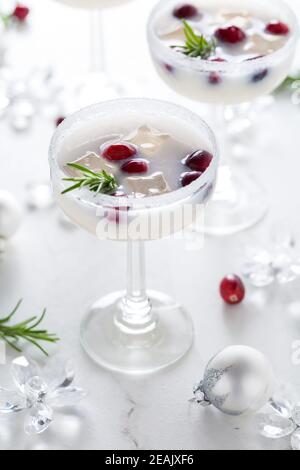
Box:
xmin=210 ymin=105 xmax=236 ymax=200
xmin=89 ymin=10 xmax=107 ymax=75
xmin=211 ymin=105 xmax=229 ymax=165
xmin=121 ymin=240 xmax=152 ymax=326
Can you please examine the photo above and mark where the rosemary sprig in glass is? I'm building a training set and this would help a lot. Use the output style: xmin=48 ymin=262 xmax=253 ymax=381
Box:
xmin=0 ymin=300 xmax=59 ymax=356
xmin=62 ymin=163 xmax=119 ymax=195
xmin=172 ymin=20 xmax=217 ymax=59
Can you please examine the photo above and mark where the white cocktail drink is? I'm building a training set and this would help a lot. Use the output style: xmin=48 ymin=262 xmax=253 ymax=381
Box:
xmin=49 ymin=98 xmax=219 ymax=373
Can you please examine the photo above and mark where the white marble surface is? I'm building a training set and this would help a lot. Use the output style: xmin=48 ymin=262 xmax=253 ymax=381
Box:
xmin=0 ymin=0 xmax=300 ymax=450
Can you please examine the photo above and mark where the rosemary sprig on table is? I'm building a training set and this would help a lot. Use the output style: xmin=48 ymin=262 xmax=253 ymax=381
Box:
xmin=172 ymin=20 xmax=217 ymax=59
xmin=62 ymin=163 xmax=118 ymax=195
xmin=0 ymin=300 xmax=59 ymax=356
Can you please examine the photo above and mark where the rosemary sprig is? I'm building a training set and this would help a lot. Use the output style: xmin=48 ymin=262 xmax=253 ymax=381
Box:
xmin=0 ymin=300 xmax=59 ymax=356
xmin=276 ymin=72 xmax=300 ymax=93
xmin=62 ymin=163 xmax=118 ymax=195
xmin=172 ymin=20 xmax=217 ymax=59
xmin=0 ymin=13 xmax=11 ymax=28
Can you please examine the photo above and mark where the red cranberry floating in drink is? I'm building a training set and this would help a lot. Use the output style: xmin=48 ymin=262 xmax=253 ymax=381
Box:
xmin=107 ymin=205 xmax=129 ymax=224
xmin=56 ymin=116 xmax=66 ymax=127
xmin=164 ymin=63 xmax=175 ymax=74
xmin=220 ymin=275 xmax=245 ymax=305
xmin=208 ymin=72 xmax=222 ymax=85
xmin=102 ymin=143 xmax=137 ymax=161
xmin=181 ymin=171 xmax=202 ymax=187
xmin=12 ymin=4 xmax=30 ymax=22
xmin=252 ymin=69 xmax=269 ymax=83
xmin=173 ymin=4 xmax=199 ymax=19
xmin=215 ymin=26 xmax=246 ymax=44
xmin=121 ymin=159 xmax=149 ymax=174
xmin=185 ymin=150 xmax=213 ymax=172
xmin=266 ymin=21 xmax=290 ymax=36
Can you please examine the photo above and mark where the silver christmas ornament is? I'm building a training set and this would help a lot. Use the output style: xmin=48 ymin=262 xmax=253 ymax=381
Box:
xmin=0 ymin=190 xmax=23 ymax=241
xmin=192 ymin=346 xmax=274 ymax=416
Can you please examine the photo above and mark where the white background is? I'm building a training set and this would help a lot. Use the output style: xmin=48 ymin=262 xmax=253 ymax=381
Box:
xmin=0 ymin=0 xmax=300 ymax=450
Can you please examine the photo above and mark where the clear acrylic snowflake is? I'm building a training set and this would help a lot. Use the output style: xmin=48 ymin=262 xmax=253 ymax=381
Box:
xmin=256 ymin=396 xmax=300 ymax=450
xmin=0 ymin=66 xmax=62 ymax=131
xmin=242 ymin=232 xmax=300 ymax=287
xmin=0 ymin=356 xmax=86 ymax=435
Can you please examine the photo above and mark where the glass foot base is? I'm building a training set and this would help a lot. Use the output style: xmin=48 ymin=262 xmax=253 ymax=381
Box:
xmin=203 ymin=166 xmax=268 ymax=236
xmin=80 ymin=290 xmax=194 ymax=374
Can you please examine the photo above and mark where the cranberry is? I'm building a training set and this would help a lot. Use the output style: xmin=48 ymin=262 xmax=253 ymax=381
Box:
xmin=210 ymin=57 xmax=227 ymax=62
xmin=266 ymin=21 xmax=290 ymax=36
xmin=185 ymin=150 xmax=213 ymax=172
xmin=208 ymin=72 xmax=222 ymax=85
xmin=12 ymin=4 xmax=30 ymax=22
xmin=55 ymin=116 xmax=66 ymax=127
xmin=245 ymin=55 xmax=265 ymax=61
xmin=164 ymin=63 xmax=174 ymax=74
xmin=252 ymin=69 xmax=269 ymax=83
xmin=220 ymin=275 xmax=245 ymax=305
xmin=181 ymin=171 xmax=202 ymax=187
xmin=107 ymin=206 xmax=129 ymax=224
xmin=121 ymin=159 xmax=149 ymax=174
xmin=215 ymin=26 xmax=246 ymax=44
xmin=102 ymin=143 xmax=137 ymax=161
xmin=173 ymin=4 xmax=199 ymax=19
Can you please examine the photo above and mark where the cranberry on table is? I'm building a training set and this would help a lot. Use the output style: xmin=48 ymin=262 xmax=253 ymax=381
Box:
xmin=220 ymin=275 xmax=245 ymax=305
xmin=181 ymin=171 xmax=202 ymax=187
xmin=121 ymin=159 xmax=149 ymax=174
xmin=102 ymin=143 xmax=137 ymax=161
xmin=266 ymin=21 xmax=290 ymax=36
xmin=12 ymin=4 xmax=30 ymax=22
xmin=173 ymin=4 xmax=199 ymax=19
xmin=215 ymin=26 xmax=246 ymax=44
xmin=185 ymin=150 xmax=213 ymax=172
xmin=107 ymin=206 xmax=129 ymax=224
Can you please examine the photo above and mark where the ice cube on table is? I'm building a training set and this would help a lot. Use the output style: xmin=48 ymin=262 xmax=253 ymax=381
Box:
xmin=125 ymin=126 xmax=170 ymax=156
xmin=65 ymin=152 xmax=116 ymax=177
xmin=126 ymin=172 xmax=171 ymax=197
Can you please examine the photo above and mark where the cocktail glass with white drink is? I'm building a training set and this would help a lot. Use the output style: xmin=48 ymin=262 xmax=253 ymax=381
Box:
xmin=148 ymin=0 xmax=299 ymax=235
xmin=49 ymin=98 xmax=219 ymax=374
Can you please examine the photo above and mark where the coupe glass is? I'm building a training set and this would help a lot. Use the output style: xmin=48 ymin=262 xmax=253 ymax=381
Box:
xmin=54 ymin=0 xmax=134 ymax=104
xmin=148 ymin=0 xmax=299 ymax=235
xmin=49 ymin=98 xmax=219 ymax=374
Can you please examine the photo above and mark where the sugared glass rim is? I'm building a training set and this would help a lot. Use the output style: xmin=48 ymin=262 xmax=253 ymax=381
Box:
xmin=147 ymin=0 xmax=300 ymax=74
xmin=49 ymin=98 xmax=219 ymax=210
